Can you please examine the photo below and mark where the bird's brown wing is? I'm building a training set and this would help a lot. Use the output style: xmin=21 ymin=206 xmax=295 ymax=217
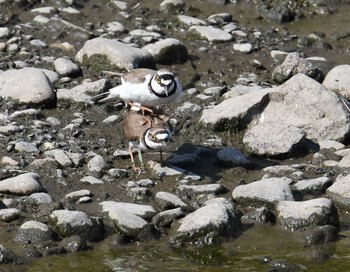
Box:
xmin=123 ymin=111 xmax=154 ymax=141
xmin=122 ymin=68 xmax=157 ymax=84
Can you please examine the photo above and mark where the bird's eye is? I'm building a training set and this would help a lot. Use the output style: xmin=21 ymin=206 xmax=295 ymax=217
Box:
xmin=151 ymin=134 xmax=157 ymax=141
xmin=156 ymin=75 xmax=161 ymax=84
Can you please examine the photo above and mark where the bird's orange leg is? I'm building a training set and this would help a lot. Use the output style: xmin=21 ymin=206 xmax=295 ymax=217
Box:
xmin=127 ymin=102 xmax=153 ymax=115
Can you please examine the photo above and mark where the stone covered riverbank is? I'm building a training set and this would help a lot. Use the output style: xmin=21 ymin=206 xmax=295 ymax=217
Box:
xmin=1 ymin=0 xmax=350 ymax=271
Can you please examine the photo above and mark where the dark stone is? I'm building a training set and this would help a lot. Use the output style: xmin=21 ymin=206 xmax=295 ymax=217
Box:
xmin=256 ymin=2 xmax=295 ymax=23
xmin=295 ymin=225 xmax=338 ymax=247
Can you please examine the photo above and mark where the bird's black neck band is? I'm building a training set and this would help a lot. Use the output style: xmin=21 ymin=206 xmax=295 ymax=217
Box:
xmin=148 ymin=75 xmax=177 ymax=98
xmin=142 ymin=129 xmax=156 ymax=150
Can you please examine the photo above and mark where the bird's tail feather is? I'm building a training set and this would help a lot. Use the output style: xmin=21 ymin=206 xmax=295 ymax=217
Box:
xmin=91 ymin=85 xmax=123 ymax=104
xmin=91 ymin=92 xmax=112 ymax=104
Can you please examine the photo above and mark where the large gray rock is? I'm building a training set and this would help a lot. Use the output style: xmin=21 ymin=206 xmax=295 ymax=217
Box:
xmin=0 ymin=68 xmax=56 ymax=106
xmin=260 ymin=74 xmax=350 ymax=143
xmin=154 ymin=191 xmax=188 ymax=210
xmin=107 ymin=208 xmax=151 ymax=239
xmin=326 ymin=174 xmax=350 ymax=210
xmin=243 ymin=122 xmax=306 ymax=158
xmin=100 ymin=201 xmax=156 ymax=240
xmin=292 ymin=177 xmax=332 ymax=195
xmin=0 ymin=172 xmax=44 ymax=195
xmin=75 ymin=38 xmax=155 ymax=71
xmin=200 ymin=88 xmax=271 ymax=131
xmin=57 ymin=79 xmax=109 ymax=104
xmin=232 ymin=177 xmax=294 ymax=207
xmin=49 ymin=210 xmax=103 ymax=241
xmin=171 ymin=198 xmax=242 ymax=245
xmin=323 ymin=64 xmax=350 ymax=99
xmin=142 ymin=38 xmax=188 ymax=64
xmin=276 ymin=198 xmax=338 ymax=231
xmin=100 ymin=201 xmax=156 ymax=220
xmin=16 ymin=221 xmax=52 ymax=242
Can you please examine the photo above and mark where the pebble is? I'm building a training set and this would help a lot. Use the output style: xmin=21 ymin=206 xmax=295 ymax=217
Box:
xmin=87 ymin=155 xmax=106 ymax=177
xmin=102 ymin=115 xmax=122 ymax=124
xmin=160 ymin=0 xmax=185 ymax=12
xmin=14 ymin=141 xmax=38 ymax=153
xmin=0 ymin=156 xmax=20 ymax=167
xmin=189 ymin=25 xmax=233 ymax=42
xmin=106 ymin=21 xmax=126 ymax=34
xmin=272 ymin=52 xmax=324 ymax=83
xmin=0 ymin=42 xmax=6 ymax=52
xmin=206 ymin=13 xmax=232 ymax=25
xmin=177 ymin=15 xmax=207 ymax=26
xmin=111 ymin=0 xmax=128 ymax=10
xmin=33 ymin=15 xmax=50 ymax=24
xmin=54 ymin=57 xmax=81 ymax=77
xmin=270 ymin=50 xmax=288 ymax=62
xmin=152 ymin=208 xmax=185 ymax=227
xmin=28 ymin=192 xmax=54 ymax=204
xmin=10 ymin=108 xmax=41 ymax=119
xmin=0 ymin=208 xmax=20 ymax=222
xmin=233 ymin=43 xmax=253 ymax=53
xmin=61 ymin=7 xmax=80 ymax=14
xmin=30 ymin=39 xmax=47 ymax=48
xmin=45 ymin=149 xmax=74 ymax=167
xmin=142 ymin=38 xmax=188 ymax=64
xmin=108 ymin=168 xmax=129 ymax=178
xmin=65 ymin=189 xmax=92 ymax=203
xmin=0 ymin=27 xmax=10 ymax=38
xmin=0 ymin=125 xmax=22 ymax=135
xmin=81 ymin=176 xmax=104 ymax=185
xmin=31 ymin=7 xmax=56 ymax=14
xmin=177 ymin=184 xmax=227 ymax=197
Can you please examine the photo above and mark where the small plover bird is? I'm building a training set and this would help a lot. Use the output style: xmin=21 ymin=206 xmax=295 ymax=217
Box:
xmin=92 ymin=68 xmax=183 ymax=113
xmin=123 ymin=110 xmax=173 ymax=170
